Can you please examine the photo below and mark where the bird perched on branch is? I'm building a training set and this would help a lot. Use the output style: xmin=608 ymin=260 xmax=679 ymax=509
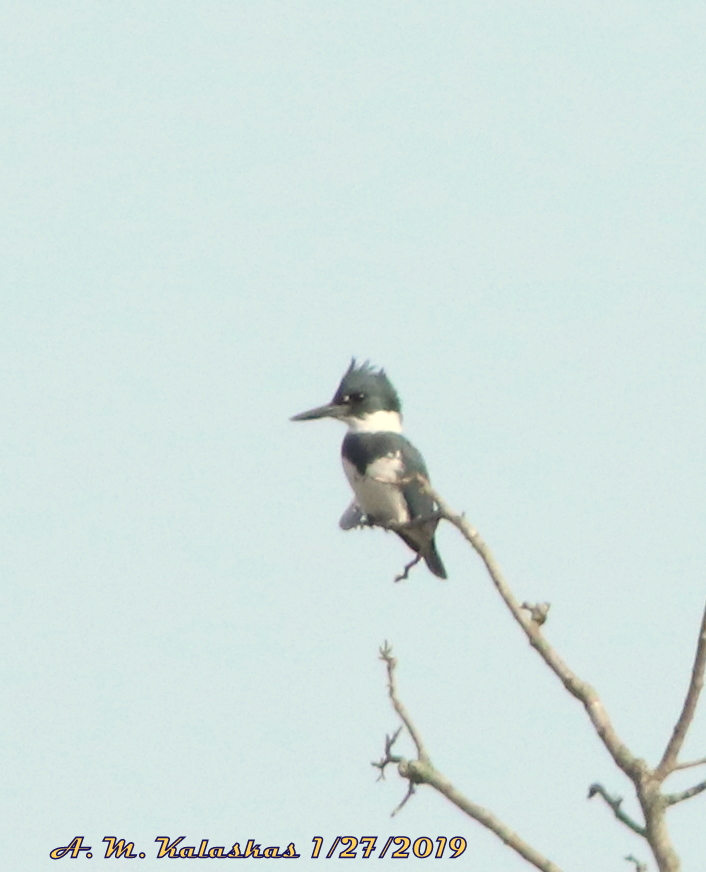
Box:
xmin=291 ymin=359 xmax=446 ymax=579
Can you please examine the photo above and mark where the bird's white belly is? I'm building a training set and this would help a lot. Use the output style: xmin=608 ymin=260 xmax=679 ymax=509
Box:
xmin=342 ymin=455 xmax=409 ymax=525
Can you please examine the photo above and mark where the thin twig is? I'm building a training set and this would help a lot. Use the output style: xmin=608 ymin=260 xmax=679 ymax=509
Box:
xmin=371 ymin=726 xmax=403 ymax=781
xmin=673 ymin=756 xmax=706 ymax=772
xmin=391 ymin=781 xmax=416 ymax=816
xmin=656 ymin=601 xmax=706 ymax=779
xmin=379 ymin=642 xmax=429 ymax=762
xmin=587 ymin=783 xmax=646 ymax=836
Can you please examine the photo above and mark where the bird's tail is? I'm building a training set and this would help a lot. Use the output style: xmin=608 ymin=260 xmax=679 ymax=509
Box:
xmin=397 ymin=525 xmax=447 ymax=580
xmin=424 ymin=538 xmax=447 ymax=579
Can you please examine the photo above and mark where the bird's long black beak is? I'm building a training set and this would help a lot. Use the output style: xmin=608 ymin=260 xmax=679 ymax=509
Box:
xmin=290 ymin=402 xmax=347 ymax=422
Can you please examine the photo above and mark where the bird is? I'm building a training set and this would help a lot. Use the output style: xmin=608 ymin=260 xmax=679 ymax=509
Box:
xmin=291 ymin=359 xmax=447 ymax=579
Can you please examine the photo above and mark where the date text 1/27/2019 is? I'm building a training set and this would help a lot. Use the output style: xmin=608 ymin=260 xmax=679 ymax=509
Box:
xmin=312 ymin=835 xmax=467 ymax=859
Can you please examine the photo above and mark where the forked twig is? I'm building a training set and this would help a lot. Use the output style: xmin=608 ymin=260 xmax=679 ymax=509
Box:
xmin=375 ymin=643 xmax=563 ymax=872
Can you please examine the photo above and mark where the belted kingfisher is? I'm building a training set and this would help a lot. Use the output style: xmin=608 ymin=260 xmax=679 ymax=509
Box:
xmin=291 ymin=360 xmax=447 ymax=579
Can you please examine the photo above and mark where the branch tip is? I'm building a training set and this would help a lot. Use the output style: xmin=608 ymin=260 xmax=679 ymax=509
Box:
xmin=391 ymin=782 xmax=416 ymax=817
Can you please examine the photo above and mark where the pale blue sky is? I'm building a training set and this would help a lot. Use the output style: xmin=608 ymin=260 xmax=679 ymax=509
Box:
xmin=2 ymin=3 xmax=706 ymax=869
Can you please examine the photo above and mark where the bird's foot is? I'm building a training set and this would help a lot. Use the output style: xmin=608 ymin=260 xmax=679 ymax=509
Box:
xmin=394 ymin=553 xmax=422 ymax=583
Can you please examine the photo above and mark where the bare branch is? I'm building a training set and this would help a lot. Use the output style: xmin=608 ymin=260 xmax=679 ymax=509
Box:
xmin=664 ymin=779 xmax=706 ymax=806
xmin=419 ymin=478 xmax=646 ymax=785
xmin=587 ymin=783 xmax=646 ymax=836
xmin=624 ymin=855 xmax=648 ymax=872
xmin=372 ymin=477 xmax=701 ymax=869
xmin=376 ymin=643 xmax=564 ymax=872
xmin=656 ymin=601 xmax=706 ymax=779
xmin=420 ymin=765 xmax=563 ymax=871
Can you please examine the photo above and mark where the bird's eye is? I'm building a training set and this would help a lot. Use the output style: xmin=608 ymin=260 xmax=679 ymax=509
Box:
xmin=351 ymin=392 xmax=365 ymax=403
